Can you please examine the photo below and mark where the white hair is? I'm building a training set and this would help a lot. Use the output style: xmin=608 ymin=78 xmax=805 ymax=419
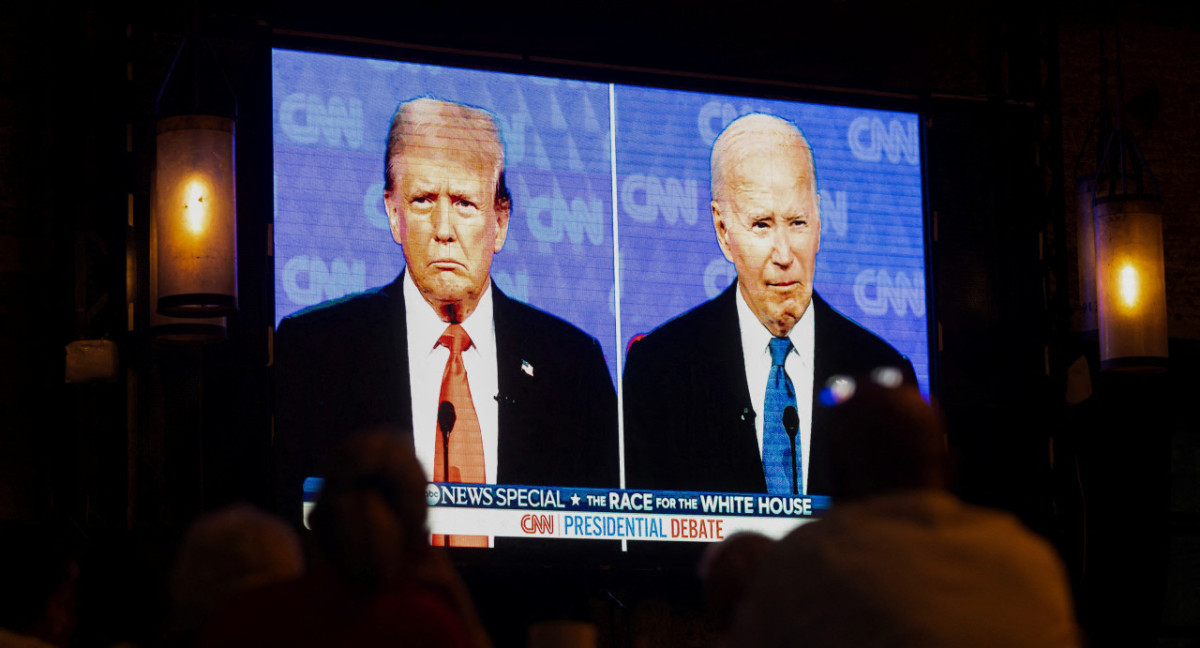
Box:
xmin=710 ymin=113 xmax=816 ymax=202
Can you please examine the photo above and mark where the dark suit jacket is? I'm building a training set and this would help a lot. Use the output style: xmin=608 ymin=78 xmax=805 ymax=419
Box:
xmin=274 ymin=272 xmax=619 ymax=520
xmin=622 ymin=282 xmax=917 ymax=495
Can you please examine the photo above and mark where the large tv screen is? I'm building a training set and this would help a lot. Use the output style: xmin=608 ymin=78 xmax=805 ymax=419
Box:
xmin=272 ymin=47 xmax=928 ymax=549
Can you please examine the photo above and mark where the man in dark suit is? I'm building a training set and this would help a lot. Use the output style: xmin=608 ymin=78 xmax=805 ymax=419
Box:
xmin=623 ymin=113 xmax=916 ymax=496
xmin=275 ymin=98 xmax=618 ymax=537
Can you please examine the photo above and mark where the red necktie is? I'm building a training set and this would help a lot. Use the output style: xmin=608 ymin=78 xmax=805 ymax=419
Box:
xmin=432 ymin=324 xmax=487 ymax=548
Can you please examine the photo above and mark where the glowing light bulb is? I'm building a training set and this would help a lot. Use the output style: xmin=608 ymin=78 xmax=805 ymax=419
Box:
xmin=1118 ymin=264 xmax=1140 ymax=309
xmin=184 ymin=179 xmax=209 ymax=235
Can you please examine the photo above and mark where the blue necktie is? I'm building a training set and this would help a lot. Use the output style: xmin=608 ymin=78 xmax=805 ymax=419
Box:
xmin=763 ymin=337 xmax=800 ymax=494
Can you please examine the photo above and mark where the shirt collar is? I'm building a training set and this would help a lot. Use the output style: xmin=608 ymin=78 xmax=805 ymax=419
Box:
xmin=734 ymin=283 xmax=815 ymax=367
xmin=403 ymin=269 xmax=494 ymax=353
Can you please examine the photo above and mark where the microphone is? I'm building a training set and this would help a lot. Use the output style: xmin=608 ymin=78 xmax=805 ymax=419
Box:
xmin=438 ymin=401 xmax=456 ymax=481
xmin=438 ymin=401 xmax=457 ymax=440
xmin=782 ymin=405 xmax=799 ymax=495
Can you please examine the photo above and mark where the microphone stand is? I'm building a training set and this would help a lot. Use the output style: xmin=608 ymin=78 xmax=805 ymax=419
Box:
xmin=437 ymin=401 xmax=456 ymax=546
xmin=783 ymin=405 xmax=799 ymax=495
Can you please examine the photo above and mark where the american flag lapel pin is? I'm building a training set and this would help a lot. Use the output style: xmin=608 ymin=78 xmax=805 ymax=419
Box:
xmin=521 ymin=359 xmax=534 ymax=377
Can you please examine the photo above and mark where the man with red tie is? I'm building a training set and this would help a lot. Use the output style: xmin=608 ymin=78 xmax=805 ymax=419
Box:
xmin=275 ymin=98 xmax=619 ymax=545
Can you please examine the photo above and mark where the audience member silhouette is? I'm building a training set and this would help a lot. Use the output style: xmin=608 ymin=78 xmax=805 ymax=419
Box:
xmin=165 ymin=503 xmax=304 ymax=647
xmin=199 ymin=429 xmax=488 ymax=648
xmin=698 ymin=531 xmax=773 ymax=647
xmin=726 ymin=371 xmax=1083 ymax=648
xmin=0 ymin=520 xmax=80 ymax=648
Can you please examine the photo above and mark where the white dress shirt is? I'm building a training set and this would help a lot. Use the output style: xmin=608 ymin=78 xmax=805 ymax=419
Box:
xmin=403 ymin=271 xmax=500 ymax=485
xmin=735 ymin=287 xmax=815 ymax=494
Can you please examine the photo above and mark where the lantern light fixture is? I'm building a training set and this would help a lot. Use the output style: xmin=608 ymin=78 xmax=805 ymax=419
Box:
xmin=153 ymin=34 xmax=238 ymax=320
xmin=1076 ymin=21 xmax=1168 ymax=373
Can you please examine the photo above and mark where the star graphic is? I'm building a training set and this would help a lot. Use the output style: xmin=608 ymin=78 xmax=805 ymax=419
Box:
xmin=570 ymin=493 xmax=581 ymax=506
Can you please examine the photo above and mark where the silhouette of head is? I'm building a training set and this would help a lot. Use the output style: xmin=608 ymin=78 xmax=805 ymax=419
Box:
xmin=821 ymin=371 xmax=948 ymax=501
xmin=309 ymin=428 xmax=430 ymax=592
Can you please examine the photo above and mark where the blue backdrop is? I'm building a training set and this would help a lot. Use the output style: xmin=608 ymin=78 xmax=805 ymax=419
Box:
xmin=272 ymin=49 xmax=928 ymax=394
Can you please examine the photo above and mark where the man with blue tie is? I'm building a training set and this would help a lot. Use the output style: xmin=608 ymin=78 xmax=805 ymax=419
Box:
xmin=623 ymin=113 xmax=917 ymax=496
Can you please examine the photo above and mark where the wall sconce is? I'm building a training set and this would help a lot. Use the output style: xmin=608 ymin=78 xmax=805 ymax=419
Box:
xmin=153 ymin=36 xmax=238 ymax=321
xmin=1093 ymin=169 xmax=1168 ymax=372
xmin=1075 ymin=23 xmax=1168 ymax=373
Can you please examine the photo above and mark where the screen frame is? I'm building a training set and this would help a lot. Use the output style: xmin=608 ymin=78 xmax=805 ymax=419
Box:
xmin=265 ymin=29 xmax=938 ymax=570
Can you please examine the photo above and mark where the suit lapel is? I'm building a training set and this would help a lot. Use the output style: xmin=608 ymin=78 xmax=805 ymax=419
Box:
xmin=710 ymin=283 xmax=756 ymax=423
xmin=491 ymin=282 xmax=521 ymax=410
xmin=808 ymin=292 xmax=836 ymax=494
xmin=489 ymin=283 xmax=528 ymax=484
xmin=708 ymin=283 xmax=766 ymax=492
xmin=382 ymin=271 xmax=414 ymax=439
